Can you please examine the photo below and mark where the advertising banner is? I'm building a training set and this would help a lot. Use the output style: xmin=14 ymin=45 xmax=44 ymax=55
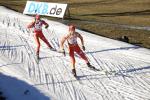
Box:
xmin=23 ymin=1 xmax=68 ymax=18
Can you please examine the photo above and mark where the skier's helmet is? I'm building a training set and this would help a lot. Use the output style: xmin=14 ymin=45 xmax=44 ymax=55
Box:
xmin=69 ymin=24 xmax=75 ymax=31
xmin=35 ymin=14 xmax=40 ymax=20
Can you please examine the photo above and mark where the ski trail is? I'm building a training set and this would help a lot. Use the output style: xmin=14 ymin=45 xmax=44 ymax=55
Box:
xmin=81 ymin=48 xmax=150 ymax=100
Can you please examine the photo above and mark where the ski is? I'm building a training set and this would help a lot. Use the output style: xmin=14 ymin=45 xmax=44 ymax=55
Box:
xmin=73 ymin=75 xmax=83 ymax=84
xmin=95 ymin=69 xmax=117 ymax=75
xmin=88 ymin=66 xmax=100 ymax=71
xmin=73 ymin=75 xmax=80 ymax=80
xmin=70 ymin=69 xmax=83 ymax=84
xmin=47 ymin=48 xmax=66 ymax=56
xmin=87 ymin=64 xmax=117 ymax=75
xmin=82 ymin=66 xmax=117 ymax=76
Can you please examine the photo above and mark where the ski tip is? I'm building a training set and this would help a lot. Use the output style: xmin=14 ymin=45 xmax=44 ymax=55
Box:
xmin=74 ymin=76 xmax=80 ymax=80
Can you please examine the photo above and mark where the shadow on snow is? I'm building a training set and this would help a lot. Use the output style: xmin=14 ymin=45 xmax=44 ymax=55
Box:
xmin=85 ymin=46 xmax=141 ymax=54
xmin=0 ymin=73 xmax=50 ymax=100
xmin=0 ymin=45 xmax=25 ymax=50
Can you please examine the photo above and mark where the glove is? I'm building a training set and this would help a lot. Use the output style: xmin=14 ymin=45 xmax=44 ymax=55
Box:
xmin=82 ymin=46 xmax=85 ymax=51
xmin=45 ymin=25 xmax=49 ymax=29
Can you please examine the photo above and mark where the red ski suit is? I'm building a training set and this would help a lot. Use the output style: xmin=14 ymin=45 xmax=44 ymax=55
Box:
xmin=69 ymin=44 xmax=88 ymax=65
xmin=60 ymin=32 xmax=89 ymax=69
xmin=27 ymin=19 xmax=52 ymax=55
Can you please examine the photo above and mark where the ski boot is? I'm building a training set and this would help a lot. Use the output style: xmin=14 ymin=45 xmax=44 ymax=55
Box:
xmin=72 ymin=69 xmax=77 ymax=77
xmin=87 ymin=62 xmax=97 ymax=70
xmin=36 ymin=53 xmax=40 ymax=60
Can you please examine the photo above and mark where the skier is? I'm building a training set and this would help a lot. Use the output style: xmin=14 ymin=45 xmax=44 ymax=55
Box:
xmin=60 ymin=24 xmax=95 ymax=77
xmin=27 ymin=15 xmax=54 ymax=59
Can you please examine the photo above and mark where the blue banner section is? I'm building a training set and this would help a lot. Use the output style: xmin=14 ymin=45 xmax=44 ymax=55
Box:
xmin=23 ymin=1 xmax=68 ymax=18
xmin=27 ymin=2 xmax=48 ymax=14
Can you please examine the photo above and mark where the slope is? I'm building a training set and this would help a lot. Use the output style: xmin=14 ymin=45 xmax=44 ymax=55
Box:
xmin=0 ymin=6 xmax=150 ymax=100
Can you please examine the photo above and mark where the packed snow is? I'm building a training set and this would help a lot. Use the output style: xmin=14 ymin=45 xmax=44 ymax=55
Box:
xmin=0 ymin=6 xmax=150 ymax=100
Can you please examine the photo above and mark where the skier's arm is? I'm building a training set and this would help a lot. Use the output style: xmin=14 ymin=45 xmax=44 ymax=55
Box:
xmin=27 ymin=21 xmax=35 ymax=29
xmin=77 ymin=33 xmax=85 ymax=51
xmin=77 ymin=33 xmax=84 ymax=46
xmin=27 ymin=18 xmax=35 ymax=29
xmin=27 ymin=21 xmax=35 ymax=33
xmin=43 ymin=20 xmax=49 ymax=29
xmin=60 ymin=35 xmax=68 ymax=50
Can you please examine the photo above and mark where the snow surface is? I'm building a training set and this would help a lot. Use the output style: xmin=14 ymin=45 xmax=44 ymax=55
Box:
xmin=0 ymin=6 xmax=150 ymax=100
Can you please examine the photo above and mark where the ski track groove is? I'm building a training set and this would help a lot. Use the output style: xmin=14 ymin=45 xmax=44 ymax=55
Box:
xmin=18 ymin=27 xmax=48 ymax=84
xmin=38 ymin=54 xmax=73 ymax=100
xmin=79 ymin=52 xmax=127 ymax=98
xmin=44 ymin=57 xmax=61 ymax=94
xmin=40 ymin=57 xmax=59 ymax=94
xmin=86 ymin=50 xmax=150 ymax=100
xmin=108 ymin=80 xmax=150 ymax=100
xmin=56 ymin=55 xmax=85 ymax=100
xmin=87 ymin=53 xmax=103 ymax=70
xmin=75 ymin=64 xmax=114 ymax=100
xmin=18 ymin=35 xmax=40 ymax=82
xmin=50 ymin=57 xmax=76 ymax=100
xmin=42 ymin=37 xmax=77 ymax=99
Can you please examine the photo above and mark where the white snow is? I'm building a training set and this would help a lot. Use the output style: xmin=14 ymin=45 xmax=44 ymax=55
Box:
xmin=0 ymin=6 xmax=150 ymax=100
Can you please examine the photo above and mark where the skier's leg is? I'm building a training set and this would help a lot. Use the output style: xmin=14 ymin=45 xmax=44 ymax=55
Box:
xmin=69 ymin=46 xmax=75 ymax=69
xmin=34 ymin=32 xmax=40 ymax=58
xmin=74 ymin=45 xmax=89 ymax=63
xmin=39 ymin=32 xmax=52 ymax=48
xmin=74 ymin=45 xmax=95 ymax=68
xmin=69 ymin=46 xmax=76 ymax=76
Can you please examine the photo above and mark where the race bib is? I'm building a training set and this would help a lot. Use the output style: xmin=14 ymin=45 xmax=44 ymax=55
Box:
xmin=68 ymin=37 xmax=77 ymax=44
xmin=34 ymin=21 xmax=42 ymax=30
